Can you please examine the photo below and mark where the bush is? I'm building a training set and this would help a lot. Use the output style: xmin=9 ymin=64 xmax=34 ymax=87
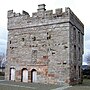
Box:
xmin=83 ymin=69 xmax=90 ymax=75
xmin=0 ymin=72 xmax=5 ymax=76
xmin=83 ymin=75 xmax=90 ymax=79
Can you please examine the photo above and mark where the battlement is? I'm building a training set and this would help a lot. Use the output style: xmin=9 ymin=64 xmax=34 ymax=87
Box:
xmin=7 ymin=10 xmax=30 ymax=18
xmin=7 ymin=4 xmax=70 ymax=19
xmin=7 ymin=4 xmax=84 ymax=30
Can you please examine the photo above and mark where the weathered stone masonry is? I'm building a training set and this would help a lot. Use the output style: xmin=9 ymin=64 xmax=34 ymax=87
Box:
xmin=5 ymin=4 xmax=84 ymax=85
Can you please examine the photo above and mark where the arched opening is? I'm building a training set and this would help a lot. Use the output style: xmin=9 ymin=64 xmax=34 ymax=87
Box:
xmin=21 ymin=68 xmax=28 ymax=82
xmin=10 ymin=67 xmax=15 ymax=81
xmin=31 ymin=69 xmax=37 ymax=83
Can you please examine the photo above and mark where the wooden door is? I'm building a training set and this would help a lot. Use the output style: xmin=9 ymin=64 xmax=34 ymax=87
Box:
xmin=10 ymin=68 xmax=15 ymax=81
xmin=22 ymin=69 xmax=28 ymax=82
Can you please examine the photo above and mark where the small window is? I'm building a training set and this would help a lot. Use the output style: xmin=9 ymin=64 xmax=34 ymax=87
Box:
xmin=32 ymin=37 xmax=36 ymax=41
xmin=52 ymin=52 xmax=55 ymax=55
xmin=73 ymin=27 xmax=76 ymax=40
xmin=10 ymin=47 xmax=14 ymax=49
xmin=74 ymin=66 xmax=76 ymax=74
xmin=74 ymin=66 xmax=76 ymax=78
xmin=22 ymin=38 xmax=25 ymax=41
xmin=63 ymin=61 xmax=67 ymax=64
xmin=74 ymin=45 xmax=76 ymax=61
xmin=79 ymin=66 xmax=81 ymax=78
xmin=47 ymin=35 xmax=51 ymax=40
xmin=78 ymin=31 xmax=80 ymax=43
xmin=78 ymin=47 xmax=80 ymax=61
xmin=10 ymin=41 xmax=11 ymax=44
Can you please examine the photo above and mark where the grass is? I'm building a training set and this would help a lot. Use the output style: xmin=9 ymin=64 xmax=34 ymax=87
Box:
xmin=81 ymin=79 xmax=90 ymax=86
xmin=0 ymin=80 xmax=60 ymax=90
xmin=65 ymin=79 xmax=90 ymax=90
xmin=0 ymin=79 xmax=90 ymax=90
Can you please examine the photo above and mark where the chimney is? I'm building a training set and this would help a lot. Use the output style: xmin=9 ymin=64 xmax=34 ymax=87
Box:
xmin=37 ymin=4 xmax=46 ymax=12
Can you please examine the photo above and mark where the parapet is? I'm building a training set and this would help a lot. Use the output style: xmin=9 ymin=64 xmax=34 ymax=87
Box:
xmin=7 ymin=10 xmax=30 ymax=18
xmin=7 ymin=4 xmax=71 ymax=19
xmin=7 ymin=4 xmax=84 ymax=33
xmin=32 ymin=6 xmax=71 ymax=18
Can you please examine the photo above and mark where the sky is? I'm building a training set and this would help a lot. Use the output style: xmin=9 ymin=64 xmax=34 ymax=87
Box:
xmin=0 ymin=0 xmax=90 ymax=65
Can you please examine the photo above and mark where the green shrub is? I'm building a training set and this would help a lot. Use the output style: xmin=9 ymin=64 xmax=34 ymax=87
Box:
xmin=83 ymin=75 xmax=90 ymax=79
xmin=0 ymin=72 xmax=5 ymax=76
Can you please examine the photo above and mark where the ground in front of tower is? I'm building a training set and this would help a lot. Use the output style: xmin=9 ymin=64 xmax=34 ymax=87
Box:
xmin=0 ymin=79 xmax=90 ymax=90
xmin=0 ymin=80 xmax=70 ymax=90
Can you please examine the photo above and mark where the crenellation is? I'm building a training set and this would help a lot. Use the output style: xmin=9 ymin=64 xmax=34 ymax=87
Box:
xmin=32 ymin=8 xmax=70 ymax=20
xmin=32 ymin=12 xmax=38 ymax=18
xmin=45 ymin=10 xmax=53 ymax=17
xmin=55 ymin=8 xmax=62 ymax=15
xmin=8 ymin=10 xmax=30 ymax=19
xmin=7 ymin=10 xmax=14 ymax=18
xmin=65 ymin=7 xmax=70 ymax=14
xmin=22 ymin=10 xmax=29 ymax=16
xmin=14 ymin=13 xmax=21 ymax=17
xmin=8 ymin=7 xmax=70 ymax=22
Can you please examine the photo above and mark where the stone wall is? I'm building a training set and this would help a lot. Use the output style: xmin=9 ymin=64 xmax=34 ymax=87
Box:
xmin=5 ymin=4 xmax=84 ymax=85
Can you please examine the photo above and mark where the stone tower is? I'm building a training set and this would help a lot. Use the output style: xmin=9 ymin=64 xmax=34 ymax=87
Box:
xmin=5 ymin=4 xmax=84 ymax=85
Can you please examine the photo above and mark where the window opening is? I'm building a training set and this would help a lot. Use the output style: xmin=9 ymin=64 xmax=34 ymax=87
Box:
xmin=22 ymin=38 xmax=25 ymax=41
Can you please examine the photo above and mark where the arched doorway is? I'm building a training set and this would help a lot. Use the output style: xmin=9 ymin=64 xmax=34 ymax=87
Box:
xmin=21 ymin=68 xmax=28 ymax=82
xmin=31 ymin=69 xmax=37 ymax=83
xmin=10 ymin=68 xmax=15 ymax=81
